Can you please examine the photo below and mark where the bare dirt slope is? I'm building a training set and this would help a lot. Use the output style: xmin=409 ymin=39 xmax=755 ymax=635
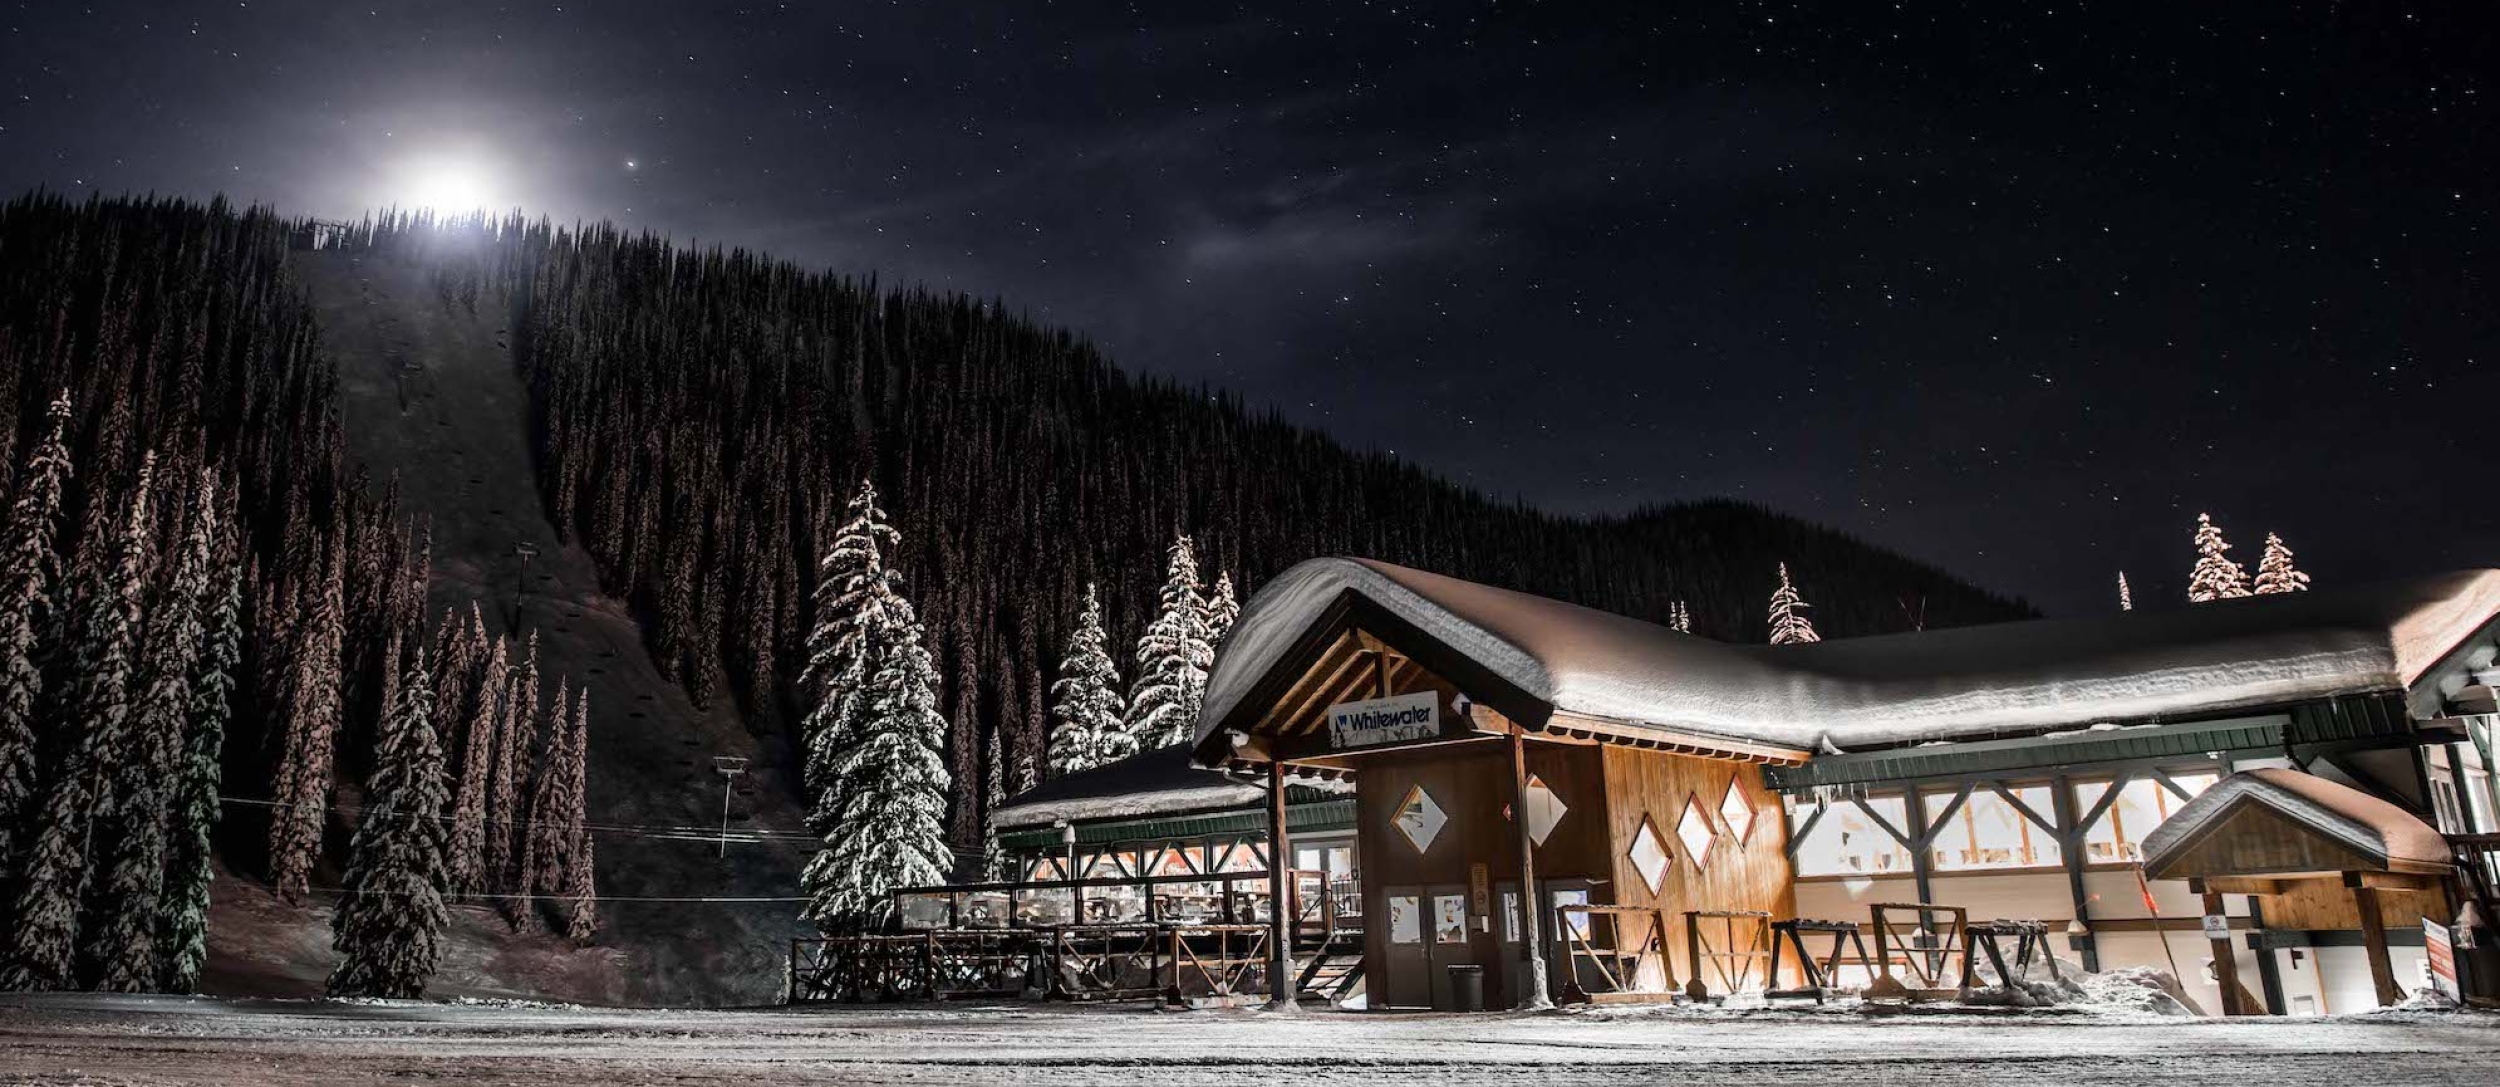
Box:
xmin=197 ymin=247 xmax=812 ymax=1007
xmin=5 ymin=994 xmax=2499 ymax=1086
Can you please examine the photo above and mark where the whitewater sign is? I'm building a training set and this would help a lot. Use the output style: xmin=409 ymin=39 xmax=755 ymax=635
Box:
xmin=1327 ymin=691 xmax=1441 ymax=750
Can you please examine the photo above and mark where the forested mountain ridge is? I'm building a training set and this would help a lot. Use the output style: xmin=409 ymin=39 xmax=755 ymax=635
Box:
xmin=363 ymin=211 xmax=2031 ymax=851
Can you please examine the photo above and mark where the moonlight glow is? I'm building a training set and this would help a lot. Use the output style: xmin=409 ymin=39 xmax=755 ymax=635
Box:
xmin=394 ymin=154 xmax=500 ymax=213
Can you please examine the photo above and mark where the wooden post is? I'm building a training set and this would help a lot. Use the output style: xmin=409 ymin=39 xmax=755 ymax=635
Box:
xmin=2051 ymin=773 xmax=2100 ymax=971
xmin=1510 ymin=729 xmax=1553 ymax=1009
xmin=2349 ymin=875 xmax=2403 ymax=1007
xmin=2199 ymin=887 xmax=2246 ymax=1015
xmin=1266 ymin=760 xmax=1298 ymax=1009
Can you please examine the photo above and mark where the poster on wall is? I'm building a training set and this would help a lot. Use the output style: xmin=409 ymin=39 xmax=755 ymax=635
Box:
xmin=1435 ymin=895 xmax=1469 ymax=944
xmin=2425 ymin=919 xmax=2459 ymax=999
xmin=1389 ymin=896 xmax=1421 ymax=944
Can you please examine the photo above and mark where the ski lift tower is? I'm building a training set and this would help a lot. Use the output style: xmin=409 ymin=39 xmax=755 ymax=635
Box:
xmin=511 ymin=541 xmax=540 ymax=629
xmin=712 ymin=755 xmax=750 ymax=858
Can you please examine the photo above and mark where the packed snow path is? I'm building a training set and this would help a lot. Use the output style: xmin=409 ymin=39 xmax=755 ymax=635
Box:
xmin=3 ymin=995 xmax=2497 ymax=1086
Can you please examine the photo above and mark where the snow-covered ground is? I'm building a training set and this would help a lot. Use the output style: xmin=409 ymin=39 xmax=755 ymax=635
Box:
xmin=3 ymin=994 xmax=2497 ymax=1086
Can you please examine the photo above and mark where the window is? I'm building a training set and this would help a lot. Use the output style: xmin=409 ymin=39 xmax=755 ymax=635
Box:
xmin=2469 ymin=770 xmax=2497 ymax=833
xmin=1719 ymin=779 xmax=1757 ymax=842
xmin=1928 ymin=785 xmax=2063 ymax=871
xmin=2075 ymin=772 xmax=2217 ymax=863
xmin=1520 ymin=774 xmax=1569 ymax=846
xmin=1676 ymin=796 xmax=1717 ymax=870
xmin=1629 ymin=816 xmax=1673 ymax=892
xmin=1791 ymin=795 xmax=1915 ymax=877
xmin=1388 ymin=895 xmax=1422 ymax=944
xmin=1392 ymin=786 xmax=1449 ymax=854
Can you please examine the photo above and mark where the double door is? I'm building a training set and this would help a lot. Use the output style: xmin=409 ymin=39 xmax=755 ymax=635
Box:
xmin=1380 ymin=883 xmax=1476 ymax=1009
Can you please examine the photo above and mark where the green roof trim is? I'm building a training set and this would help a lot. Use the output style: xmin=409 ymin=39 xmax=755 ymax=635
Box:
xmin=999 ymin=798 xmax=1357 ymax=852
xmin=1763 ymin=694 xmax=2414 ymax=794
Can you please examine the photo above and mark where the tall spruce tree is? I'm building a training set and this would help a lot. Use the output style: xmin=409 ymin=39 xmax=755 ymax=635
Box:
xmin=1047 ymin=584 xmax=1126 ymax=777
xmin=487 ymin=632 xmax=538 ymax=904
xmin=327 ymin=643 xmax=450 ymax=999
xmin=1767 ymin=563 xmax=1821 ymax=645
xmin=445 ymin=634 xmax=508 ymax=897
xmin=1668 ymin=600 xmax=1692 ymax=634
xmin=520 ymin=684 xmax=589 ymax=926
xmin=2118 ymin=572 xmax=2134 ymax=612
xmin=1124 ymin=534 xmax=1212 ymax=751
xmin=268 ymin=524 xmax=348 ymax=902
xmin=1 ymin=453 xmax=154 ymax=991
xmin=799 ymin=480 xmax=906 ymax=810
xmin=561 ymin=834 xmax=598 ymax=943
xmin=0 ymin=392 xmax=73 ymax=877
xmin=799 ymin=600 xmax=952 ymax=931
xmin=91 ymin=469 xmax=221 ymax=990
xmin=2188 ymin=513 xmax=2252 ymax=602
xmin=161 ymin=531 xmax=243 ymax=993
xmin=2254 ymin=533 xmax=2311 ymax=595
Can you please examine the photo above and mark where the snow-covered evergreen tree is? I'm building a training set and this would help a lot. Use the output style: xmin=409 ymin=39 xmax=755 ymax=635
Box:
xmin=0 ymin=392 xmax=73 ymax=878
xmin=799 ymin=604 xmax=953 ymax=931
xmin=508 ymin=676 xmax=567 ymax=929
xmin=2 ymin=453 xmax=154 ymax=992
xmin=327 ymin=643 xmax=450 ymax=1000
xmin=798 ymin=480 xmax=907 ymax=811
xmin=2188 ymin=513 xmax=2252 ymax=602
xmin=1201 ymin=571 xmax=1240 ymax=650
xmin=2254 ymin=533 xmax=2311 ymax=595
xmin=445 ymin=634 xmax=508 ymax=897
xmin=1668 ymin=600 xmax=1692 ymax=634
xmin=268 ymin=524 xmax=347 ymax=902
xmin=487 ymin=632 xmax=538 ymax=910
xmin=1047 ymin=584 xmax=1125 ymax=777
xmin=161 ymin=531 xmax=242 ymax=993
xmin=1766 ymin=562 xmax=1821 ymax=645
xmin=2117 ymin=572 xmax=2133 ymax=612
xmin=1124 ymin=534 xmax=1212 ymax=751
xmin=91 ymin=469 xmax=220 ymax=991
xmin=561 ymin=835 xmax=598 ymax=943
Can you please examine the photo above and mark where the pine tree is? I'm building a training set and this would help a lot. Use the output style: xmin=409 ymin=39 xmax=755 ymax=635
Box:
xmin=1201 ymin=571 xmax=1240 ymax=649
xmin=2 ymin=453 xmax=154 ymax=992
xmin=521 ymin=684 xmax=589 ymax=926
xmin=2188 ymin=513 xmax=2252 ymax=603
xmin=1767 ymin=562 xmax=1821 ymax=645
xmin=486 ymin=631 xmax=538 ymax=901
xmin=161 ymin=532 xmax=243 ymax=993
xmin=91 ymin=469 xmax=220 ymax=991
xmin=0 ymin=392 xmax=73 ymax=877
xmin=800 ymin=605 xmax=952 ymax=931
xmin=445 ymin=634 xmax=507 ymax=897
xmin=1668 ymin=600 xmax=1692 ymax=634
xmin=2117 ymin=572 xmax=2133 ymax=612
xmin=2254 ymin=533 xmax=2311 ymax=595
xmin=561 ymin=834 xmax=598 ymax=943
xmin=1125 ymin=534 xmax=1212 ymax=751
xmin=799 ymin=480 xmax=906 ymax=807
xmin=1048 ymin=584 xmax=1127 ymax=777
xmin=268 ymin=523 xmax=347 ymax=902
xmin=327 ymin=643 xmax=450 ymax=1000
xmin=506 ymin=676 xmax=564 ymax=930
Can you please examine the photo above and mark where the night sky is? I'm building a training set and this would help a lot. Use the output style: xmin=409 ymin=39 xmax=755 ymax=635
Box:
xmin=3 ymin=2 xmax=2493 ymax=615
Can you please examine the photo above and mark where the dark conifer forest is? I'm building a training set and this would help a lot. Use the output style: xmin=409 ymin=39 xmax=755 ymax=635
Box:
xmin=0 ymin=195 xmax=2026 ymax=973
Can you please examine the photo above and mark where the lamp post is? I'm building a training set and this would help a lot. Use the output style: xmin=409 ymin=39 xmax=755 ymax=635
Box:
xmin=713 ymin=756 xmax=749 ymax=858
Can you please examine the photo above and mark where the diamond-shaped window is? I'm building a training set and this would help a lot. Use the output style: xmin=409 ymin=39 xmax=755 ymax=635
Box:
xmin=1521 ymin=774 xmax=1568 ymax=846
xmin=1719 ymin=779 xmax=1756 ymax=843
xmin=1677 ymin=796 xmax=1717 ymax=870
xmin=1393 ymin=786 xmax=1449 ymax=854
xmin=1628 ymin=816 xmax=1672 ymax=893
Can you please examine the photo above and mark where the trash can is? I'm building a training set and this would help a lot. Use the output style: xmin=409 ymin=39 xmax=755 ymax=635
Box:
xmin=1446 ymin=964 xmax=1486 ymax=1012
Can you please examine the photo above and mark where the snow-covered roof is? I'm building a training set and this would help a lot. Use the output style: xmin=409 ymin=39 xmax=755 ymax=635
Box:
xmin=2141 ymin=768 xmax=2452 ymax=877
xmin=990 ymin=746 xmax=1264 ymax=829
xmin=1197 ymin=558 xmax=2500 ymax=756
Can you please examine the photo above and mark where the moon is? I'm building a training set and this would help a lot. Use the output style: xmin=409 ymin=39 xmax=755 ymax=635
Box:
xmin=396 ymin=153 xmax=500 ymax=214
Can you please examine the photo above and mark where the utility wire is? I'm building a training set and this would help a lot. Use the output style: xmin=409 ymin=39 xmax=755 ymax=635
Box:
xmin=217 ymin=794 xmax=819 ymax=846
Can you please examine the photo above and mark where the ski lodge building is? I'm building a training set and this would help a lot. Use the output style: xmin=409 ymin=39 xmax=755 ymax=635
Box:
xmin=856 ymin=558 xmax=2500 ymax=1014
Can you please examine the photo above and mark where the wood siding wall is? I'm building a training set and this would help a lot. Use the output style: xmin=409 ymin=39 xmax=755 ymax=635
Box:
xmin=1595 ymin=745 xmax=1797 ymax=984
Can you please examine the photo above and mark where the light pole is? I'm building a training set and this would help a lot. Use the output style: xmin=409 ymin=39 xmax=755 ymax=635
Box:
xmin=713 ymin=756 xmax=749 ymax=858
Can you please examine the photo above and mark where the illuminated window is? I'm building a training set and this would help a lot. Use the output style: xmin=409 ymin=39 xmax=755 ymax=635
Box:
xmin=1629 ymin=816 xmax=1673 ymax=892
xmin=1521 ymin=774 xmax=1569 ymax=846
xmin=1676 ymin=796 xmax=1717 ymax=870
xmin=1929 ymin=785 xmax=2063 ymax=872
xmin=1393 ymin=786 xmax=1449 ymax=854
xmin=2075 ymin=772 xmax=2216 ymax=863
xmin=1719 ymin=779 xmax=1757 ymax=842
xmin=1790 ymin=795 xmax=1915 ymax=877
